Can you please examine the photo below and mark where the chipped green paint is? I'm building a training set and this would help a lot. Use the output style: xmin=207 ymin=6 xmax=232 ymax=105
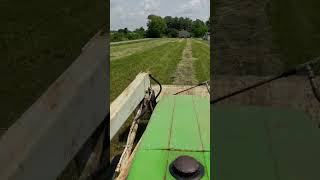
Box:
xmin=127 ymin=95 xmax=210 ymax=179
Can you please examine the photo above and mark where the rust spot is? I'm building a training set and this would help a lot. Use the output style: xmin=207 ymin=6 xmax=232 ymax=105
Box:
xmin=49 ymin=79 xmax=65 ymax=94
xmin=55 ymin=79 xmax=65 ymax=88
xmin=44 ymin=79 xmax=65 ymax=109
xmin=49 ymin=103 xmax=57 ymax=110
xmin=124 ymin=88 xmax=130 ymax=96
xmin=120 ymin=83 xmax=132 ymax=97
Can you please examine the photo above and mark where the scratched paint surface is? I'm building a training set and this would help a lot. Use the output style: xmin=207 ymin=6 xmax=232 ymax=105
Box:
xmin=127 ymin=95 xmax=210 ymax=179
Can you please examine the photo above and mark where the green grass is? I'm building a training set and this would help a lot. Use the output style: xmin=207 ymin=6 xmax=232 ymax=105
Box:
xmin=111 ymin=39 xmax=186 ymax=101
xmin=110 ymin=38 xmax=153 ymax=46
xmin=195 ymin=38 xmax=210 ymax=45
xmin=0 ymin=0 xmax=106 ymax=128
xmin=192 ymin=39 xmax=210 ymax=82
xmin=269 ymin=0 xmax=320 ymax=69
xmin=111 ymin=38 xmax=176 ymax=60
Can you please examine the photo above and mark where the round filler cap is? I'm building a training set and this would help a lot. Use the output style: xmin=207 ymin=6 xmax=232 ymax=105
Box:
xmin=169 ymin=155 xmax=204 ymax=179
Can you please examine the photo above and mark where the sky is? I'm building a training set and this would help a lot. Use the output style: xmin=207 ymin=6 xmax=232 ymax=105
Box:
xmin=111 ymin=0 xmax=210 ymax=31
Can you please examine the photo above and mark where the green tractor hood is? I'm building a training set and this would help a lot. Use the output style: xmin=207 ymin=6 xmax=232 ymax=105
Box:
xmin=127 ymin=95 xmax=210 ymax=179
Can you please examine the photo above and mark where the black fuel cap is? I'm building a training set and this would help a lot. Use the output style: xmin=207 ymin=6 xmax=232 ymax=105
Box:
xmin=169 ymin=155 xmax=204 ymax=180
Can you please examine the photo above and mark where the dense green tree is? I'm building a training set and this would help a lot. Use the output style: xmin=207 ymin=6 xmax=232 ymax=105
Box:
xmin=134 ymin=27 xmax=146 ymax=38
xmin=146 ymin=15 xmax=167 ymax=38
xmin=117 ymin=28 xmax=130 ymax=34
xmin=185 ymin=18 xmax=193 ymax=32
xmin=173 ymin=17 xmax=179 ymax=30
xmin=167 ymin=28 xmax=179 ymax=37
xmin=111 ymin=32 xmax=126 ymax=42
xmin=206 ymin=17 xmax=212 ymax=32
xmin=192 ymin=19 xmax=208 ymax=37
xmin=111 ymin=15 xmax=211 ymax=42
xmin=164 ymin=16 xmax=173 ymax=29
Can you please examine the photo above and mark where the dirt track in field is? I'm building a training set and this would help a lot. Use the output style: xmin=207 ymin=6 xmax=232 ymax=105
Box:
xmin=172 ymin=39 xmax=198 ymax=85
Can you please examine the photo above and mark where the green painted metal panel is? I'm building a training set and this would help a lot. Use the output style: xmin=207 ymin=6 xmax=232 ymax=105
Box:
xmin=128 ymin=95 xmax=210 ymax=179
xmin=127 ymin=150 xmax=168 ymax=179
xmin=192 ymin=96 xmax=210 ymax=151
xmin=204 ymin=152 xmax=210 ymax=178
xmin=139 ymin=96 xmax=175 ymax=150
xmin=139 ymin=95 xmax=209 ymax=151
xmin=213 ymin=105 xmax=320 ymax=180
xmin=127 ymin=150 xmax=210 ymax=180
xmin=170 ymin=96 xmax=203 ymax=150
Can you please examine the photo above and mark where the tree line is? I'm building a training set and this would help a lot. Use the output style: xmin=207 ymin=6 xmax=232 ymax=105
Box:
xmin=111 ymin=15 xmax=211 ymax=42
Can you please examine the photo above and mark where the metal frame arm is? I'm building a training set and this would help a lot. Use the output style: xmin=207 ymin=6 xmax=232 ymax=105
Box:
xmin=306 ymin=65 xmax=320 ymax=103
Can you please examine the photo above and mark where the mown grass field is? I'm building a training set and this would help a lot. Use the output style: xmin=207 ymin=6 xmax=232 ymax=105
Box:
xmin=111 ymin=39 xmax=186 ymax=101
xmin=192 ymin=39 xmax=210 ymax=82
xmin=111 ymin=38 xmax=175 ymax=60
xmin=110 ymin=38 xmax=210 ymax=101
xmin=0 ymin=0 xmax=106 ymax=129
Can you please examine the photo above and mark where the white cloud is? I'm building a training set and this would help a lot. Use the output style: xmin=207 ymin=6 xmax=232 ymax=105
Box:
xmin=144 ymin=0 xmax=160 ymax=12
xmin=190 ymin=0 xmax=201 ymax=7
xmin=110 ymin=0 xmax=209 ymax=30
xmin=178 ymin=0 xmax=209 ymax=21
xmin=128 ymin=11 xmax=145 ymax=16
